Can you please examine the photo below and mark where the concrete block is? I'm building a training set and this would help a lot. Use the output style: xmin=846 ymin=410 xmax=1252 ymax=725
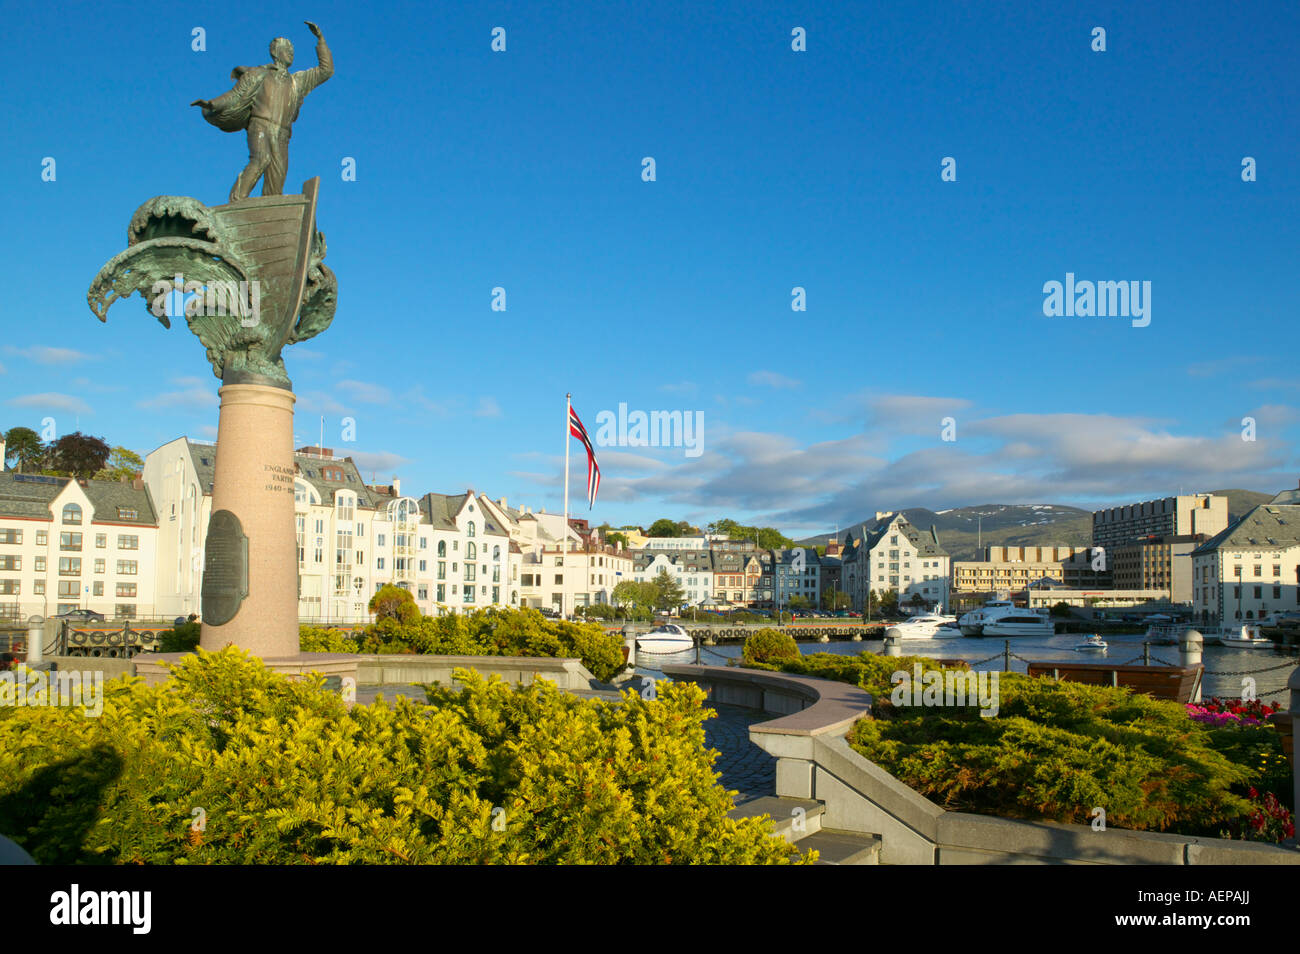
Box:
xmin=776 ymin=758 xmax=814 ymax=799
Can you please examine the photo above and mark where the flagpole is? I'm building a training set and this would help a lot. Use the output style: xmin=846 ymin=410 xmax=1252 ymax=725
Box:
xmin=563 ymin=393 xmax=571 ymax=620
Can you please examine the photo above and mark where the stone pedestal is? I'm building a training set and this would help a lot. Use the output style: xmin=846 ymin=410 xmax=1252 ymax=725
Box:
xmin=200 ymin=383 xmax=299 ymax=656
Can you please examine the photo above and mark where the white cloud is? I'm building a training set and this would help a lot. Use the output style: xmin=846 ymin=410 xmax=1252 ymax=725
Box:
xmin=474 ymin=397 xmax=503 ymax=418
xmin=138 ymin=380 xmax=218 ymax=411
xmin=296 ymin=391 xmax=347 ymax=416
xmin=3 ymin=346 xmax=93 ymax=365
xmin=747 ymin=370 xmax=801 ymax=390
xmin=337 ymin=380 xmax=393 ymax=404
xmin=513 ymin=408 xmax=1298 ymax=538
xmin=7 ymin=392 xmax=92 ymax=414
xmin=1186 ymin=356 xmax=1261 ymax=378
xmin=659 ymin=381 xmax=698 ymax=394
xmin=348 ymin=451 xmax=413 ymax=475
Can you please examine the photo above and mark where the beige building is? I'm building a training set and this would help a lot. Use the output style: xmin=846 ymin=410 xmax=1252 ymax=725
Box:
xmin=1110 ymin=536 xmax=1200 ymax=604
xmin=1092 ymin=494 xmax=1227 ymax=552
xmin=952 ymin=545 xmax=1104 ymax=598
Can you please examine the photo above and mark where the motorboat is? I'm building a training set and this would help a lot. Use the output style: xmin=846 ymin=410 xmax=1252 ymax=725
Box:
xmin=960 ymin=600 xmax=1055 ymax=637
xmin=958 ymin=600 xmax=1015 ymax=636
xmin=1074 ymin=635 xmax=1108 ymax=652
xmin=1143 ymin=620 xmax=1185 ymax=646
xmin=635 ymin=622 xmax=694 ymax=655
xmin=1219 ymin=624 xmax=1273 ymax=649
xmin=891 ymin=614 xmax=961 ymax=639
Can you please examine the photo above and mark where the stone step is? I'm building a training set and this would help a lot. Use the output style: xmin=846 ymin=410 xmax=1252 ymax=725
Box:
xmin=801 ymin=828 xmax=881 ymax=865
xmin=728 ymin=796 xmax=824 ymax=842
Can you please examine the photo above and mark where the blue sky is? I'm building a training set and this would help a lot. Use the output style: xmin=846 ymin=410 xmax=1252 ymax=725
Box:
xmin=1 ymin=0 xmax=1296 ymax=537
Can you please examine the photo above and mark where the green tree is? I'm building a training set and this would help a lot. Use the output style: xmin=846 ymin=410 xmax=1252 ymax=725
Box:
xmin=651 ymin=568 xmax=685 ymax=611
xmin=369 ymin=584 xmax=419 ymax=624
xmin=2 ymin=427 xmax=43 ymax=473
xmin=788 ymin=595 xmax=811 ymax=611
xmin=707 ymin=518 xmax=794 ymax=550
xmin=821 ymin=587 xmax=851 ymax=610
xmin=873 ymin=588 xmax=899 ymax=617
xmin=94 ymin=446 xmax=144 ymax=481
xmin=647 ymin=518 xmax=682 ymax=538
xmin=606 ymin=531 xmax=629 ymax=549
xmin=46 ymin=432 xmax=111 ymax=478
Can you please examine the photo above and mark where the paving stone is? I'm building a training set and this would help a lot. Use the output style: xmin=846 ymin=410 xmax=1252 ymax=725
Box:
xmin=703 ymin=703 xmax=776 ymax=803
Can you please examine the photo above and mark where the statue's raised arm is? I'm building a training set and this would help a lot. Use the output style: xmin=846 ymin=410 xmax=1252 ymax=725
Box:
xmin=296 ymin=21 xmax=333 ymax=97
xmin=192 ymin=21 xmax=335 ymax=202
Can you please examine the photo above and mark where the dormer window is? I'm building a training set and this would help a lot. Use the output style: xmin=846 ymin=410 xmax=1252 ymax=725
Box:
xmin=62 ymin=503 xmax=82 ymax=525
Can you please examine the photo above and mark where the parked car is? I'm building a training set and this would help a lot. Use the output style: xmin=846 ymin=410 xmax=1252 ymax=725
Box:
xmin=51 ymin=608 xmax=106 ymax=623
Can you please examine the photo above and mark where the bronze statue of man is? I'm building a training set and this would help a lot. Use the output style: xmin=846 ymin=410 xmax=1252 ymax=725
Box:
xmin=192 ymin=21 xmax=333 ymax=202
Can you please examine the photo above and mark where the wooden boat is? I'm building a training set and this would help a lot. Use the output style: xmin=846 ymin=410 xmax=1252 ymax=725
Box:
xmin=1025 ymin=660 xmax=1204 ymax=703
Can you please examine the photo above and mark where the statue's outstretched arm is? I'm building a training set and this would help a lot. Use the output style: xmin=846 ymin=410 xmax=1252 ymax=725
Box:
xmin=297 ymin=21 xmax=333 ymax=95
xmin=201 ymin=67 xmax=259 ymax=113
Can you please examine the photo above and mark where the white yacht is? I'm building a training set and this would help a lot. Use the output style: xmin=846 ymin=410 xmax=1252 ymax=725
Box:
xmin=957 ymin=600 xmax=1014 ymax=637
xmin=891 ymin=614 xmax=961 ymax=639
xmin=1074 ymin=635 xmax=1108 ymax=652
xmin=635 ymin=623 xmax=694 ymax=655
xmin=960 ymin=601 xmax=1055 ymax=637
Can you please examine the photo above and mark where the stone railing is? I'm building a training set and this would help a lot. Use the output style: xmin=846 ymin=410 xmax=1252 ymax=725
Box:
xmin=25 ymin=653 xmax=597 ymax=693
xmin=352 ymin=654 xmax=595 ymax=691
xmin=663 ymin=663 xmax=1300 ymax=865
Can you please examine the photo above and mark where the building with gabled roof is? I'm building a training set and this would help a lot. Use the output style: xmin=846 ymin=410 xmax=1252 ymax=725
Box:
xmin=839 ymin=512 xmax=950 ymax=613
xmin=0 ymin=470 xmax=158 ymax=620
xmin=1190 ymin=483 xmax=1300 ymax=626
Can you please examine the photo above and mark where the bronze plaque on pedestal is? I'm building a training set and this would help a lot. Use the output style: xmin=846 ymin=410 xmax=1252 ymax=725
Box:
xmin=202 ymin=510 xmax=249 ymax=625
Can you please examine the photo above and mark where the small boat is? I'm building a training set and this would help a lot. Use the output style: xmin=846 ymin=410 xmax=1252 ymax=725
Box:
xmin=636 ymin=623 xmax=694 ymax=654
xmin=1143 ymin=622 xmax=1183 ymax=646
xmin=1074 ymin=635 xmax=1108 ymax=652
xmin=1219 ymin=624 xmax=1273 ymax=649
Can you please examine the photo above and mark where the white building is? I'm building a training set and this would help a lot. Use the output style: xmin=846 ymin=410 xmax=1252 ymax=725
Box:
xmin=1191 ymin=486 xmax=1300 ymax=626
xmin=631 ymin=550 xmax=716 ymax=607
xmin=0 ymin=471 xmax=158 ymax=620
xmin=840 ymin=513 xmax=950 ymax=612
xmin=143 ymin=439 xmax=525 ymax=623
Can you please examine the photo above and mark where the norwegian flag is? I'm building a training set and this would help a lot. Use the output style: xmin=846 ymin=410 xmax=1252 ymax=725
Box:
xmin=568 ymin=404 xmax=600 ymax=508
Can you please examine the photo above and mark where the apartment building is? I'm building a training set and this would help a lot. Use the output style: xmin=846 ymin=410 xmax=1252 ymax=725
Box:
xmin=631 ymin=549 xmax=716 ymax=607
xmin=1110 ymin=535 xmax=1200 ymax=603
xmin=1092 ymin=494 xmax=1227 ymax=552
xmin=0 ymin=471 xmax=158 ymax=620
xmin=143 ymin=439 xmax=526 ymax=622
xmin=840 ymin=513 xmax=950 ymax=612
xmin=1191 ymin=490 xmax=1300 ymax=625
xmin=518 ymin=541 xmax=631 ymax=611
xmin=952 ymin=545 xmax=1108 ymax=598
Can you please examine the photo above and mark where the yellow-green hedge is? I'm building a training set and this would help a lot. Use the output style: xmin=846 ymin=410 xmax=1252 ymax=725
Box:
xmin=0 ymin=649 xmax=808 ymax=864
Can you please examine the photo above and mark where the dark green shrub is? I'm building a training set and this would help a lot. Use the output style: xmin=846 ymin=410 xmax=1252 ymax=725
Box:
xmin=157 ymin=622 xmax=200 ymax=653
